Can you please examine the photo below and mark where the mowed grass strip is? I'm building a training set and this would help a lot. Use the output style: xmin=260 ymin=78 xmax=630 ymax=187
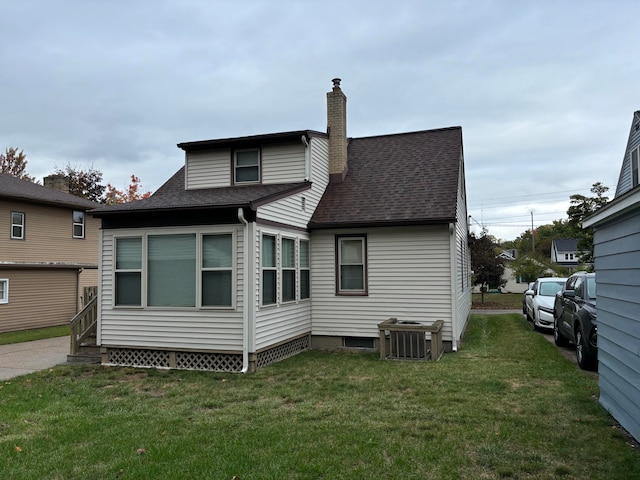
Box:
xmin=0 ymin=325 xmax=70 ymax=345
xmin=1 ymin=314 xmax=638 ymax=479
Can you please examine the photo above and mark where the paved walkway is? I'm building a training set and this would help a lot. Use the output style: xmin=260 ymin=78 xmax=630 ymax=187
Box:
xmin=0 ymin=336 xmax=70 ymax=380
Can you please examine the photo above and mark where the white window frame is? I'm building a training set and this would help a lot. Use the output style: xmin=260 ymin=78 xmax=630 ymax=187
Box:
xmin=261 ymin=233 xmax=278 ymax=306
xmin=114 ymin=236 xmax=143 ymax=307
xmin=11 ymin=212 xmax=25 ymax=239
xmin=0 ymin=279 xmax=8 ymax=304
xmin=299 ymin=239 xmax=310 ymax=300
xmin=280 ymin=236 xmax=296 ymax=304
xmin=112 ymin=229 xmax=236 ymax=310
xmin=234 ymin=148 xmax=261 ymax=184
xmin=73 ymin=210 xmax=85 ymax=239
xmin=336 ymin=235 xmax=367 ymax=295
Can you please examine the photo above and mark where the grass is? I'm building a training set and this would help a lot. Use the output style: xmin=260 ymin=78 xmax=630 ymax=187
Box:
xmin=1 ymin=314 xmax=639 ymax=479
xmin=0 ymin=325 xmax=70 ymax=346
xmin=473 ymin=292 xmax=523 ymax=310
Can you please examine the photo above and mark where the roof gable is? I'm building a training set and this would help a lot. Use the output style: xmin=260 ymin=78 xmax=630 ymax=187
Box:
xmin=552 ymin=238 xmax=578 ymax=252
xmin=0 ymin=173 xmax=100 ymax=210
xmin=309 ymin=127 xmax=463 ymax=228
xmin=615 ymin=110 xmax=640 ymax=198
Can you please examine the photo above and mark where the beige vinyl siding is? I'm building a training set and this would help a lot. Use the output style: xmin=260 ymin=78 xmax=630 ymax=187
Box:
xmin=258 ymin=137 xmax=329 ymax=228
xmin=1 ymin=200 xmax=99 ymax=265
xmin=261 ymin=143 xmax=306 ymax=183
xmin=310 ymin=226 xmax=454 ymax=341
xmin=98 ymin=226 xmax=244 ymax=351
xmin=185 ymin=149 xmax=231 ymax=189
xmin=254 ymin=227 xmax=312 ymax=351
xmin=0 ymin=269 xmax=77 ymax=333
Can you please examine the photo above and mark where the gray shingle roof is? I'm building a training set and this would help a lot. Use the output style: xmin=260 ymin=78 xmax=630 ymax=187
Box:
xmin=309 ymin=127 xmax=463 ymax=228
xmin=90 ymin=167 xmax=311 ymax=216
xmin=553 ymin=239 xmax=578 ymax=251
xmin=0 ymin=173 xmax=100 ymax=210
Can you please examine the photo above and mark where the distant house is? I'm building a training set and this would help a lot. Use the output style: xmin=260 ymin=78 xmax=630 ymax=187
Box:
xmin=551 ymin=239 xmax=581 ymax=268
xmin=0 ymin=174 xmax=100 ymax=333
xmin=583 ymin=110 xmax=640 ymax=442
xmin=90 ymin=79 xmax=471 ymax=373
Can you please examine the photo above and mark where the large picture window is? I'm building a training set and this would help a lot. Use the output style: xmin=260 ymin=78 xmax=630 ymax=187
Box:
xmin=281 ymin=238 xmax=296 ymax=303
xmin=11 ymin=212 xmax=24 ymax=239
xmin=113 ymin=232 xmax=234 ymax=308
xmin=337 ymin=236 xmax=367 ymax=294
xmin=234 ymin=149 xmax=260 ymax=183
xmin=262 ymin=234 xmax=277 ymax=305
xmin=0 ymin=279 xmax=8 ymax=304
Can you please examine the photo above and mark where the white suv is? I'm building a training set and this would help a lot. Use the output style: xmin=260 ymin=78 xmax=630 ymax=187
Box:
xmin=524 ymin=277 xmax=567 ymax=331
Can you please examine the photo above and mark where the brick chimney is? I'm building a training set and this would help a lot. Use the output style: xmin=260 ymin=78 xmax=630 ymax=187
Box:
xmin=43 ymin=174 xmax=70 ymax=193
xmin=327 ymin=78 xmax=348 ymax=182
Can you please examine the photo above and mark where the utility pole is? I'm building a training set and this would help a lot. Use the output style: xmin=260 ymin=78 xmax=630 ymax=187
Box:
xmin=531 ymin=211 xmax=535 ymax=252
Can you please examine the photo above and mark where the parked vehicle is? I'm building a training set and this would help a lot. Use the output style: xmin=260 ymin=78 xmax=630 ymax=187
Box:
xmin=553 ymin=272 xmax=598 ymax=371
xmin=522 ymin=282 xmax=535 ymax=314
xmin=525 ymin=277 xmax=567 ymax=331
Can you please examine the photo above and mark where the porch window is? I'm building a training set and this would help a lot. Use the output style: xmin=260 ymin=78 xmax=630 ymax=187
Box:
xmin=148 ymin=234 xmax=196 ymax=307
xmin=202 ymin=234 xmax=233 ymax=307
xmin=73 ymin=211 xmax=85 ymax=238
xmin=0 ymin=279 xmax=8 ymax=304
xmin=115 ymin=237 xmax=142 ymax=306
xmin=281 ymin=238 xmax=296 ymax=303
xmin=234 ymin=148 xmax=260 ymax=184
xmin=262 ymin=234 xmax=277 ymax=305
xmin=337 ymin=235 xmax=367 ymax=295
xmin=11 ymin=212 xmax=24 ymax=239
xmin=300 ymin=240 xmax=310 ymax=299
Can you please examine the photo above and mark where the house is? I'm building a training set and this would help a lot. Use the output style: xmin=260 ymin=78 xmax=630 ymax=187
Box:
xmin=90 ymin=79 xmax=471 ymax=373
xmin=0 ymin=174 xmax=100 ymax=333
xmin=582 ymin=110 xmax=640 ymax=442
xmin=551 ymin=238 xmax=581 ymax=267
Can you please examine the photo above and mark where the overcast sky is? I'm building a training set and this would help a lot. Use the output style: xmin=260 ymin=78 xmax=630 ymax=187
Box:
xmin=1 ymin=1 xmax=636 ymax=240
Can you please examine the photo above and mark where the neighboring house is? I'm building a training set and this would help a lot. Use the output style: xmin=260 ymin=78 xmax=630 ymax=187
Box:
xmin=583 ymin=110 xmax=640 ymax=443
xmin=90 ymin=79 xmax=471 ymax=373
xmin=551 ymin=238 xmax=581 ymax=267
xmin=0 ymin=174 xmax=100 ymax=333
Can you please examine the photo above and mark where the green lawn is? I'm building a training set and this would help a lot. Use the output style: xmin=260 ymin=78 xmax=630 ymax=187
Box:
xmin=0 ymin=325 xmax=70 ymax=346
xmin=473 ymin=292 xmax=523 ymax=310
xmin=1 ymin=314 xmax=638 ymax=479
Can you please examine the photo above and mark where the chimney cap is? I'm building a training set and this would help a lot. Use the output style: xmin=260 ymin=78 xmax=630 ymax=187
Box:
xmin=332 ymin=78 xmax=341 ymax=88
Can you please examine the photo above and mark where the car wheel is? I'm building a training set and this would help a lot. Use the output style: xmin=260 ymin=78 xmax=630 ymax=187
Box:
xmin=575 ymin=326 xmax=597 ymax=371
xmin=553 ymin=316 xmax=569 ymax=347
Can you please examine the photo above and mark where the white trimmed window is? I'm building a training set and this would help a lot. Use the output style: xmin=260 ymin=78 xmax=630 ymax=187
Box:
xmin=300 ymin=240 xmax=310 ymax=300
xmin=632 ymin=146 xmax=639 ymax=188
xmin=234 ymin=148 xmax=260 ymax=184
xmin=73 ymin=211 xmax=85 ymax=238
xmin=113 ymin=232 xmax=234 ymax=308
xmin=262 ymin=234 xmax=277 ymax=305
xmin=281 ymin=237 xmax=296 ymax=303
xmin=11 ymin=212 xmax=25 ymax=239
xmin=337 ymin=236 xmax=367 ymax=295
xmin=0 ymin=279 xmax=8 ymax=304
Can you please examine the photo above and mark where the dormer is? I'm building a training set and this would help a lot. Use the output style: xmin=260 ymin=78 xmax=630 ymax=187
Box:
xmin=178 ymin=130 xmax=326 ymax=190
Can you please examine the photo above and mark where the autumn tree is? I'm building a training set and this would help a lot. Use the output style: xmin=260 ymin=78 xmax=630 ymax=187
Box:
xmin=469 ymin=230 xmax=506 ymax=301
xmin=1 ymin=147 xmax=36 ymax=182
xmin=104 ymin=175 xmax=152 ymax=205
xmin=567 ymin=182 xmax=609 ymax=266
xmin=52 ymin=164 xmax=106 ymax=203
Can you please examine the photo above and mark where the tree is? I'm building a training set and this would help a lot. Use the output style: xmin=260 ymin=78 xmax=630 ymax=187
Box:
xmin=469 ymin=230 xmax=506 ymax=302
xmin=567 ymin=182 xmax=609 ymax=266
xmin=53 ymin=164 xmax=106 ymax=203
xmin=104 ymin=175 xmax=152 ymax=205
xmin=511 ymin=257 xmax=548 ymax=285
xmin=1 ymin=147 xmax=36 ymax=182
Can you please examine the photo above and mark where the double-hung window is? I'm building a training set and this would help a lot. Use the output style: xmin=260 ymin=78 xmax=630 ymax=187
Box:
xmin=0 ymin=279 xmax=8 ymax=304
xmin=113 ymin=233 xmax=234 ymax=308
xmin=73 ymin=211 xmax=85 ymax=238
xmin=281 ymin=238 xmax=296 ymax=303
xmin=234 ymin=149 xmax=260 ymax=184
xmin=300 ymin=240 xmax=310 ymax=300
xmin=632 ymin=147 xmax=639 ymax=188
xmin=262 ymin=234 xmax=277 ymax=305
xmin=11 ymin=212 xmax=25 ymax=239
xmin=337 ymin=235 xmax=367 ymax=294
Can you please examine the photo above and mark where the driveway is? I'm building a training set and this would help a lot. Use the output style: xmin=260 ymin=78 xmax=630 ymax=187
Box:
xmin=0 ymin=336 xmax=69 ymax=380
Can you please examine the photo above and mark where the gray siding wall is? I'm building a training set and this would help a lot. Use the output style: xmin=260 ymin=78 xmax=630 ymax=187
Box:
xmin=592 ymin=208 xmax=640 ymax=442
xmin=310 ymin=226 xmax=454 ymax=341
xmin=615 ymin=112 xmax=640 ymax=197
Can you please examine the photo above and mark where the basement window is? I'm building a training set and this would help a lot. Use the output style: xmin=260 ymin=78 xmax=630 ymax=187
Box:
xmin=343 ymin=337 xmax=375 ymax=349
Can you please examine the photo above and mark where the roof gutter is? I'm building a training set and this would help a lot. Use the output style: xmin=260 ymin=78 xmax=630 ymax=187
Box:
xmin=238 ymin=207 xmax=250 ymax=373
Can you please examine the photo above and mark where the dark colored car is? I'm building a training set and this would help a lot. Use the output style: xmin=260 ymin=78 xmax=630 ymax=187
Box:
xmin=553 ymin=272 xmax=597 ymax=370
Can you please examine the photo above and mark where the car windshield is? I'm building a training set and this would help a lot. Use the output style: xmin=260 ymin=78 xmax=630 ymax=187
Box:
xmin=539 ymin=281 xmax=564 ymax=297
xmin=586 ymin=277 xmax=597 ymax=299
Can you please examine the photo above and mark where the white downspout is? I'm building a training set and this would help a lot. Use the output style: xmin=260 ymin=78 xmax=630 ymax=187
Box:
xmin=238 ymin=208 xmax=250 ymax=373
xmin=449 ymin=222 xmax=459 ymax=351
xmin=302 ymin=135 xmax=311 ymax=181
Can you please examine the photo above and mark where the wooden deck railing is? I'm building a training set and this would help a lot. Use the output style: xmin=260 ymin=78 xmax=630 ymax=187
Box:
xmin=70 ymin=286 xmax=98 ymax=355
xmin=378 ymin=318 xmax=444 ymax=361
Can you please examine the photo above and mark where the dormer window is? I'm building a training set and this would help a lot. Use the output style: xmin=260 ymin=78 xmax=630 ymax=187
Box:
xmin=234 ymin=148 xmax=260 ymax=184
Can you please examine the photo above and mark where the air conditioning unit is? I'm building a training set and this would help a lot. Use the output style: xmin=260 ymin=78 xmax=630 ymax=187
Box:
xmin=390 ymin=324 xmax=428 ymax=359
